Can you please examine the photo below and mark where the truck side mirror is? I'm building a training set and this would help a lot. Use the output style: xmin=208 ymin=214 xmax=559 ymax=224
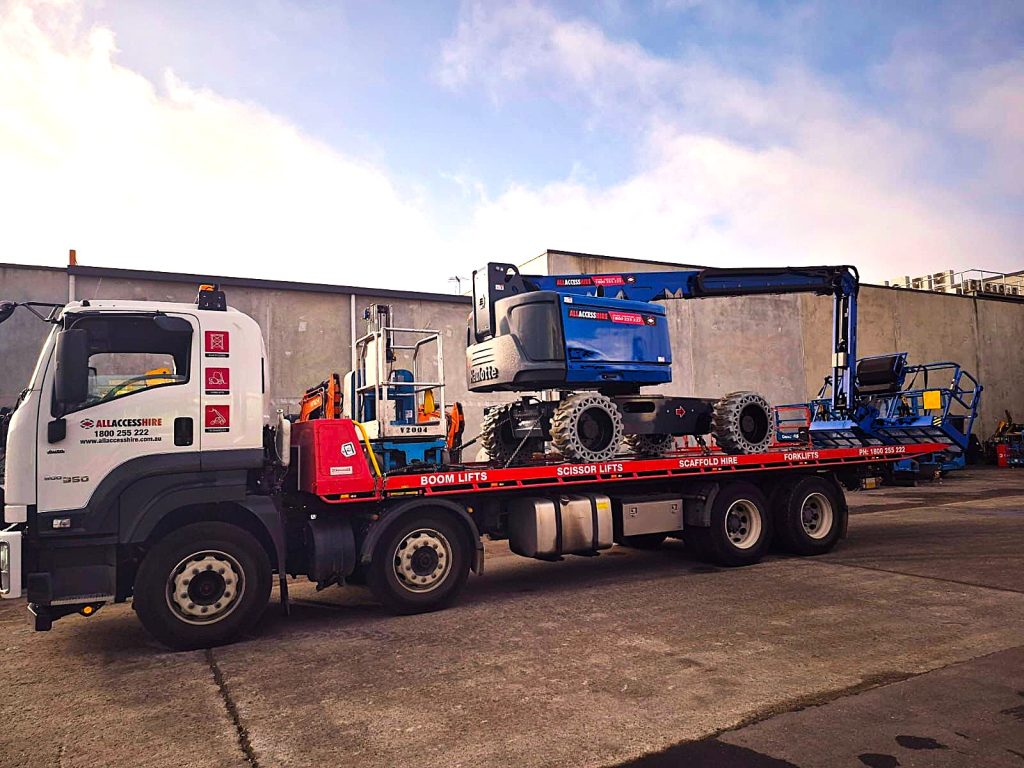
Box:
xmin=0 ymin=301 xmax=16 ymax=325
xmin=54 ymin=328 xmax=90 ymax=408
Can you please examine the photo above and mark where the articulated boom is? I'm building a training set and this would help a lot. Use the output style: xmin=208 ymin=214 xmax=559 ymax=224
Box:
xmin=468 ymin=261 xmax=859 ymax=465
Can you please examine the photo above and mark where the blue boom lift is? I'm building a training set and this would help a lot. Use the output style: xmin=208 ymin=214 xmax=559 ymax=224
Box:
xmin=467 ymin=261 xmax=860 ymax=464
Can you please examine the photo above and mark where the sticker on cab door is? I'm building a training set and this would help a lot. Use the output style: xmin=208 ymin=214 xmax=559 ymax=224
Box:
xmin=204 ymin=331 xmax=230 ymax=358
xmin=204 ymin=367 xmax=230 ymax=395
xmin=204 ymin=405 xmax=230 ymax=433
xmin=76 ymin=417 xmax=165 ymax=445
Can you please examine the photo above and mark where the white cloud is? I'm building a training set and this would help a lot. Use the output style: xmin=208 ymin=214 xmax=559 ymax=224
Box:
xmin=0 ymin=0 xmax=444 ymax=290
xmin=951 ymin=59 xmax=1024 ymax=198
xmin=439 ymin=1 xmax=1024 ymax=280
xmin=1 ymin=0 xmax=1021 ymax=296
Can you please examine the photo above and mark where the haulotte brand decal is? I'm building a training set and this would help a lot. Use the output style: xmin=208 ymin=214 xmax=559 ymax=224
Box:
xmin=470 ymin=365 xmax=499 ymax=384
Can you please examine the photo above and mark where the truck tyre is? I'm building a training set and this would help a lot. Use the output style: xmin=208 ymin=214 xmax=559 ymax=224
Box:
xmin=770 ymin=475 xmax=843 ymax=555
xmin=481 ymin=404 xmax=520 ymax=466
xmin=687 ymin=482 xmax=771 ymax=567
xmin=551 ymin=393 xmax=624 ymax=463
xmin=367 ymin=512 xmax=472 ymax=615
xmin=624 ymin=433 xmax=675 ymax=457
xmin=712 ymin=391 xmax=775 ymax=454
xmin=134 ymin=522 xmax=272 ymax=651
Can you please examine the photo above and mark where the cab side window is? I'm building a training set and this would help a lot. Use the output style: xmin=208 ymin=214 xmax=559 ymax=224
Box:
xmin=65 ymin=315 xmax=192 ymax=410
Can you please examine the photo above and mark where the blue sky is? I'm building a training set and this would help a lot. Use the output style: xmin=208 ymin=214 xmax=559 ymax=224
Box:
xmin=1 ymin=0 xmax=1022 ymax=291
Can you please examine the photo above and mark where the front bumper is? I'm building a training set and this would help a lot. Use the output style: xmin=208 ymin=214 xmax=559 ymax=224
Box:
xmin=4 ymin=530 xmax=117 ymax=629
xmin=0 ymin=528 xmax=22 ymax=599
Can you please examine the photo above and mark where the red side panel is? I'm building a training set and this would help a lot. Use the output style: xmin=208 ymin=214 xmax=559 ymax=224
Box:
xmin=292 ymin=420 xmax=376 ymax=496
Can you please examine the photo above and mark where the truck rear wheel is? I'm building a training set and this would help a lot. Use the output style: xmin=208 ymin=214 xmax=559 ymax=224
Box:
xmin=367 ymin=512 xmax=471 ymax=615
xmin=770 ymin=476 xmax=843 ymax=555
xmin=687 ymin=482 xmax=771 ymax=567
xmin=134 ymin=522 xmax=272 ymax=650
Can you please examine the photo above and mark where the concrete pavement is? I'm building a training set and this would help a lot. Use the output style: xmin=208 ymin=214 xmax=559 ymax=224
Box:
xmin=2 ymin=467 xmax=1023 ymax=767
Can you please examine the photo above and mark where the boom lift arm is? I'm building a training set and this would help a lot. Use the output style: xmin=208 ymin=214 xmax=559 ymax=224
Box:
xmin=471 ymin=262 xmax=859 ymax=414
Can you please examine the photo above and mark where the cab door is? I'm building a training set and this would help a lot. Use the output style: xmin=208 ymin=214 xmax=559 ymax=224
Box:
xmin=36 ymin=311 xmax=201 ymax=516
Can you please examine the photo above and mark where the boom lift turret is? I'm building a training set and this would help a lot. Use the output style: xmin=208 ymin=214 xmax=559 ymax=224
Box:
xmin=467 ymin=261 xmax=859 ymax=464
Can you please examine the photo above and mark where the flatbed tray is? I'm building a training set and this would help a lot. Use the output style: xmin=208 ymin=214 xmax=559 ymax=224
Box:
xmin=320 ymin=442 xmax=944 ymax=502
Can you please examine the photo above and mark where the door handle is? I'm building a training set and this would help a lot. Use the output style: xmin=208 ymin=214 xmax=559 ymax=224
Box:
xmin=174 ymin=417 xmax=193 ymax=446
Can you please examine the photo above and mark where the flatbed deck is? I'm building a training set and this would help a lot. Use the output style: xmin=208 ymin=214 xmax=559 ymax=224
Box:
xmin=321 ymin=442 xmax=944 ymax=502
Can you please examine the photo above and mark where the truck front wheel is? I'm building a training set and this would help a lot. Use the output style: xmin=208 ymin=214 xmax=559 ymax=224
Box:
xmin=367 ymin=513 xmax=472 ymax=614
xmin=134 ymin=522 xmax=272 ymax=650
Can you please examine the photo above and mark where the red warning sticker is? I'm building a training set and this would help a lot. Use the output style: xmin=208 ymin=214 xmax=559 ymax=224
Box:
xmin=204 ymin=405 xmax=230 ymax=432
xmin=608 ymin=310 xmax=644 ymax=325
xmin=204 ymin=331 xmax=230 ymax=357
xmin=204 ymin=367 xmax=230 ymax=394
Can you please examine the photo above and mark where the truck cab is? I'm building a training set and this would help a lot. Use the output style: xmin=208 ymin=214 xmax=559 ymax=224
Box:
xmin=1 ymin=287 xmax=274 ymax=637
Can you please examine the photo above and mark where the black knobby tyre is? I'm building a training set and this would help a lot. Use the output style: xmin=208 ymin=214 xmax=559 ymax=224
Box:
xmin=134 ymin=522 xmax=272 ymax=651
xmin=770 ymin=475 xmax=844 ymax=556
xmin=367 ymin=512 xmax=472 ymax=615
xmin=551 ymin=393 xmax=624 ymax=463
xmin=624 ymin=433 xmax=675 ymax=457
xmin=687 ymin=482 xmax=772 ymax=567
xmin=481 ymin=404 xmax=520 ymax=466
xmin=712 ymin=391 xmax=775 ymax=455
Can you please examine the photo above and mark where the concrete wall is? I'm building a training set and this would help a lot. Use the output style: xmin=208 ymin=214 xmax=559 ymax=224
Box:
xmin=0 ymin=264 xmax=67 ymax=405
xmin=2 ymin=252 xmax=1022 ymax=442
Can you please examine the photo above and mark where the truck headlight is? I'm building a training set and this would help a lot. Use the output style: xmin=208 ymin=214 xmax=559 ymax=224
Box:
xmin=0 ymin=540 xmax=9 ymax=594
xmin=0 ymin=530 xmax=21 ymax=599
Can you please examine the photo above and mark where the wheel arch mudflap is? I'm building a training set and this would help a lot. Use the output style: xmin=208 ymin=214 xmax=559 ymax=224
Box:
xmin=682 ymin=482 xmax=721 ymax=529
xmin=124 ymin=484 xmax=286 ymax=574
xmin=128 ymin=490 xmax=290 ymax=613
xmin=359 ymin=498 xmax=484 ymax=575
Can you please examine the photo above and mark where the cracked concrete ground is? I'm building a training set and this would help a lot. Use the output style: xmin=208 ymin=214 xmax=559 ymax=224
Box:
xmin=2 ymin=467 xmax=1023 ymax=767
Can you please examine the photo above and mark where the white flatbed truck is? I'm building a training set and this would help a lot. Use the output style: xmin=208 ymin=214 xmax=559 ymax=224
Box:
xmin=0 ymin=288 xmax=941 ymax=649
